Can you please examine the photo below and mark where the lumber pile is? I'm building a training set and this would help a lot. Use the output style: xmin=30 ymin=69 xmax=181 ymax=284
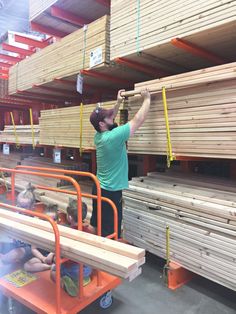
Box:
xmin=0 ymin=152 xmax=27 ymax=169
xmin=39 ymin=102 xmax=119 ymax=149
xmin=0 ymin=156 xmax=88 ymax=190
xmin=126 ymin=62 xmax=236 ymax=158
xmin=0 ymin=78 xmax=7 ymax=98
xmin=123 ymin=172 xmax=236 ymax=290
xmin=9 ymin=15 xmax=109 ymax=95
xmin=0 ymin=208 xmax=145 ymax=280
xmin=0 ymin=125 xmax=40 ymax=145
xmin=110 ymin=0 xmax=236 ymax=59
xmin=30 ymin=0 xmax=110 ymax=34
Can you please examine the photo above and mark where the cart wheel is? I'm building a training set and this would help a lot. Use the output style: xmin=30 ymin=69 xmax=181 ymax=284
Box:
xmin=7 ymin=297 xmax=22 ymax=314
xmin=99 ymin=291 xmax=113 ymax=309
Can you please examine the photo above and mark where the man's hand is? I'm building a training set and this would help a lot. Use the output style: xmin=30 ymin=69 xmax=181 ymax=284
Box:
xmin=141 ymin=88 xmax=150 ymax=100
xmin=117 ymin=89 xmax=125 ymax=103
xmin=113 ymin=89 xmax=125 ymax=118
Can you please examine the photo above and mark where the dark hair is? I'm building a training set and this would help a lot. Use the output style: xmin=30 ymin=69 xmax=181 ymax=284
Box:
xmin=67 ymin=198 xmax=88 ymax=223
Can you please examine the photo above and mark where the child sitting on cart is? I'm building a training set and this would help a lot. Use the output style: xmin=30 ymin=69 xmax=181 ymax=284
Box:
xmin=0 ymin=205 xmax=58 ymax=272
xmin=50 ymin=198 xmax=92 ymax=297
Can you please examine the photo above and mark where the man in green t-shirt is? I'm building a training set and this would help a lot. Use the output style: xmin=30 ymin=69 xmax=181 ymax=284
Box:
xmin=90 ymin=89 xmax=151 ymax=238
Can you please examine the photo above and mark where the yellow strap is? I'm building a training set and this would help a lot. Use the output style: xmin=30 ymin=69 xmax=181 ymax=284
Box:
xmin=166 ymin=225 xmax=170 ymax=267
xmin=29 ymin=108 xmax=35 ymax=149
xmin=79 ymin=102 xmax=84 ymax=156
xmin=10 ymin=112 xmax=20 ymax=149
xmin=162 ymin=87 xmax=175 ymax=167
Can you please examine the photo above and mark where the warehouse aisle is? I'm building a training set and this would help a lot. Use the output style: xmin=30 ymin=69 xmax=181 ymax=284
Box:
xmin=81 ymin=254 xmax=236 ymax=314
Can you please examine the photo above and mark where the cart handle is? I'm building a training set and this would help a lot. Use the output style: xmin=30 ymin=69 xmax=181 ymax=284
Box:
xmin=15 ymin=166 xmax=103 ymax=237
xmin=0 ymin=202 xmax=61 ymax=314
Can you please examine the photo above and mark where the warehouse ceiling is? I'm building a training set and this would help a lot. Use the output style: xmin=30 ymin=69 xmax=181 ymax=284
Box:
xmin=0 ymin=0 xmax=29 ymax=42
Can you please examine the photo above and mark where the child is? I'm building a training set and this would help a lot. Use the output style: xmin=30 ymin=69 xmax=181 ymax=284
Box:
xmin=0 ymin=183 xmax=37 ymax=268
xmin=23 ymin=204 xmax=59 ymax=272
xmin=50 ymin=199 xmax=92 ymax=297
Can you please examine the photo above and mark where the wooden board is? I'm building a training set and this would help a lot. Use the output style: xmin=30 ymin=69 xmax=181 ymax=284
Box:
xmin=0 ymin=125 xmax=40 ymax=145
xmin=39 ymin=101 xmax=119 ymax=149
xmin=126 ymin=62 xmax=236 ymax=158
xmin=30 ymin=0 xmax=110 ymax=35
xmin=123 ymin=172 xmax=236 ymax=290
xmin=9 ymin=15 xmax=110 ymax=95
xmin=110 ymin=0 xmax=236 ymax=61
xmin=0 ymin=211 xmax=145 ymax=280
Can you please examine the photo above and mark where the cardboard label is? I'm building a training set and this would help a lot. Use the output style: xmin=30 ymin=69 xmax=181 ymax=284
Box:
xmin=76 ymin=74 xmax=83 ymax=94
xmin=3 ymin=144 xmax=10 ymax=155
xmin=90 ymin=47 xmax=103 ymax=68
xmin=53 ymin=149 xmax=61 ymax=164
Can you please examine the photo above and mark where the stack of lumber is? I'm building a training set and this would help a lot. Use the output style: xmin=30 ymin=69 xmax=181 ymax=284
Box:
xmin=9 ymin=15 xmax=109 ymax=95
xmin=0 ymin=125 xmax=40 ymax=145
xmin=0 ymin=208 xmax=145 ymax=280
xmin=39 ymin=101 xmax=119 ymax=149
xmin=30 ymin=0 xmax=110 ymax=35
xmin=0 ymin=152 xmax=27 ymax=169
xmin=0 ymin=156 xmax=88 ymax=191
xmin=0 ymin=78 xmax=7 ymax=98
xmin=123 ymin=172 xmax=236 ymax=290
xmin=110 ymin=0 xmax=236 ymax=59
xmin=126 ymin=62 xmax=236 ymax=159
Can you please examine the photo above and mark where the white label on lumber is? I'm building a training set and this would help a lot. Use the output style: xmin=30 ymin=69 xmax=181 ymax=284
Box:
xmin=90 ymin=47 xmax=103 ymax=68
xmin=53 ymin=149 xmax=61 ymax=164
xmin=3 ymin=144 xmax=10 ymax=155
xmin=76 ymin=74 xmax=83 ymax=94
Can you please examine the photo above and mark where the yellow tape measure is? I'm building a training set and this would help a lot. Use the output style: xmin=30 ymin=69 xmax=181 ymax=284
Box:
xmin=162 ymin=87 xmax=175 ymax=167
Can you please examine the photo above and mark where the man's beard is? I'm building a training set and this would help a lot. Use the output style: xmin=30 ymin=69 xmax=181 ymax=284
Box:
xmin=107 ymin=122 xmax=118 ymax=131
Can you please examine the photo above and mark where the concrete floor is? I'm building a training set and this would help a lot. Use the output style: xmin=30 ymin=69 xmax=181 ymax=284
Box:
xmin=0 ymin=196 xmax=235 ymax=314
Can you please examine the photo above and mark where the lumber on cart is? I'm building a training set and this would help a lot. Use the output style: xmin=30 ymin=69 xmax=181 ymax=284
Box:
xmin=0 ymin=208 xmax=145 ymax=281
xmin=0 ymin=125 xmax=40 ymax=145
xmin=39 ymin=101 xmax=118 ymax=149
xmin=30 ymin=0 xmax=110 ymax=35
xmin=110 ymin=0 xmax=236 ymax=63
xmin=123 ymin=172 xmax=236 ymax=291
xmin=126 ymin=62 xmax=236 ymax=159
xmin=8 ymin=15 xmax=109 ymax=95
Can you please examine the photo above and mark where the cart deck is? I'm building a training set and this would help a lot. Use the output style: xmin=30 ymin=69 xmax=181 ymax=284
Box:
xmin=0 ymin=267 xmax=121 ymax=314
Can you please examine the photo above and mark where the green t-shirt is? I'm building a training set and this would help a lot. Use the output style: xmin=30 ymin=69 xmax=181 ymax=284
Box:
xmin=94 ymin=123 xmax=130 ymax=191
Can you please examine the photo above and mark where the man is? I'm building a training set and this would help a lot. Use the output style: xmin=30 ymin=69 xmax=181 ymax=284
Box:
xmin=90 ymin=89 xmax=151 ymax=238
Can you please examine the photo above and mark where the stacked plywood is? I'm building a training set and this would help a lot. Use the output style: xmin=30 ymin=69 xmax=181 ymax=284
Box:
xmin=110 ymin=0 xmax=236 ymax=60
xmin=126 ymin=62 xmax=236 ymax=159
xmin=123 ymin=172 xmax=236 ymax=290
xmin=0 ymin=125 xmax=40 ymax=145
xmin=30 ymin=0 xmax=110 ymax=35
xmin=0 ymin=208 xmax=145 ymax=280
xmin=9 ymin=15 xmax=110 ymax=95
xmin=39 ymin=101 xmax=119 ymax=149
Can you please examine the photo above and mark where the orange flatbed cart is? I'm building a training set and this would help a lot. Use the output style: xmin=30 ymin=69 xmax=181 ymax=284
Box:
xmin=0 ymin=167 xmax=122 ymax=314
